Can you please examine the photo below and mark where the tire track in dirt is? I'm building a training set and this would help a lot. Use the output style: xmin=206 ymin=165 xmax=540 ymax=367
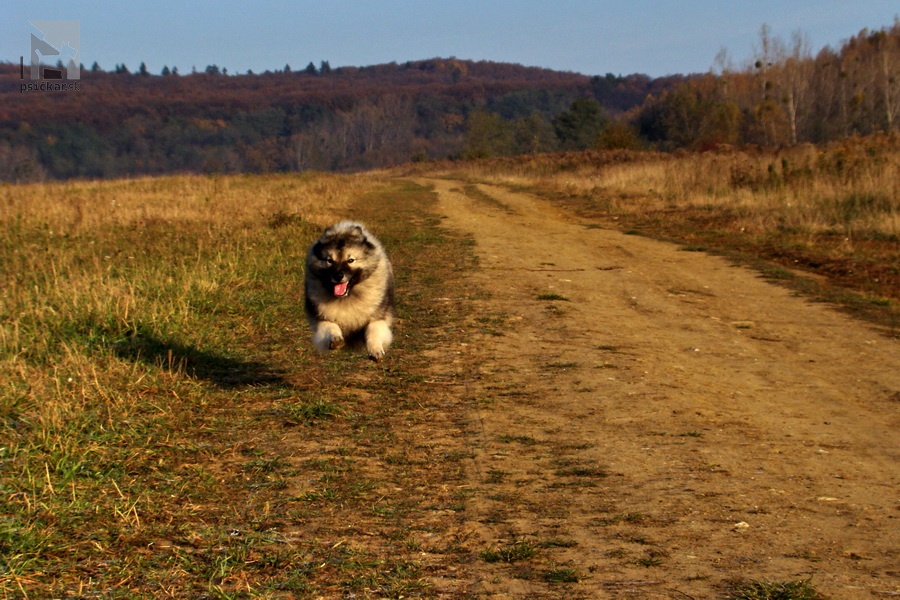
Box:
xmin=420 ymin=179 xmax=900 ymax=599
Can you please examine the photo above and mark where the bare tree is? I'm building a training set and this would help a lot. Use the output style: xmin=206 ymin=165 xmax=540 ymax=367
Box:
xmin=752 ymin=25 xmax=791 ymax=145
xmin=753 ymin=24 xmax=775 ymax=101
xmin=873 ymin=20 xmax=900 ymax=131
xmin=780 ymin=30 xmax=814 ymax=144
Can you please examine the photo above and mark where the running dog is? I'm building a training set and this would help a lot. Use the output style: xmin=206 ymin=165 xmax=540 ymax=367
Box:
xmin=304 ymin=221 xmax=395 ymax=360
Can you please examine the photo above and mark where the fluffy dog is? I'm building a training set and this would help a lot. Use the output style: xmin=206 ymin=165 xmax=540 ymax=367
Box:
xmin=304 ymin=221 xmax=395 ymax=360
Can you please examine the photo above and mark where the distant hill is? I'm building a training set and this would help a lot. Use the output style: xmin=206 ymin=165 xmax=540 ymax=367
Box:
xmin=2 ymin=18 xmax=896 ymax=182
xmin=0 ymin=58 xmax=684 ymax=180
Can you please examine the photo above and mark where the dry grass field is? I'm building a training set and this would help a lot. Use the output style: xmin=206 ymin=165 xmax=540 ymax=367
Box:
xmin=1 ymin=173 xmax=480 ymax=598
xmin=1 ymin=140 xmax=897 ymax=598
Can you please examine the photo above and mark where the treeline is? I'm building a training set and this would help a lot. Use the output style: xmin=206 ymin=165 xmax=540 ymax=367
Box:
xmin=1 ymin=58 xmax=667 ymax=180
xmin=457 ymin=20 xmax=900 ymax=156
xmin=0 ymin=20 xmax=897 ymax=181
xmin=636 ymin=21 xmax=900 ymax=149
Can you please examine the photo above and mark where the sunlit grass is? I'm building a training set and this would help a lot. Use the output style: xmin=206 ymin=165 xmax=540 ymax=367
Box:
xmin=421 ymin=136 xmax=898 ymax=239
xmin=0 ymin=172 xmax=474 ymax=597
xmin=0 ymin=146 xmax=875 ymax=597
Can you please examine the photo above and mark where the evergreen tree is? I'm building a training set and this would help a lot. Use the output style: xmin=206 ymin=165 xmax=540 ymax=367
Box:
xmin=553 ymin=97 xmax=608 ymax=150
xmin=305 ymin=62 xmax=318 ymax=75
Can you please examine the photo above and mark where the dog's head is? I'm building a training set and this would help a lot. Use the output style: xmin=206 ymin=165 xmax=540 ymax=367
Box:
xmin=308 ymin=222 xmax=379 ymax=297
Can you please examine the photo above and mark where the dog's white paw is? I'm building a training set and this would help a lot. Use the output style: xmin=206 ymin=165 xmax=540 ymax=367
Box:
xmin=365 ymin=320 xmax=392 ymax=361
xmin=313 ymin=321 xmax=344 ymax=353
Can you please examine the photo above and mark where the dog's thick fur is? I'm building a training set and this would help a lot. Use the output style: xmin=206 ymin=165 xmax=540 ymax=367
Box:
xmin=304 ymin=221 xmax=395 ymax=360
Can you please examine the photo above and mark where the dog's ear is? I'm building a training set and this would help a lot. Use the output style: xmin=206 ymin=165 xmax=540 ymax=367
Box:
xmin=320 ymin=226 xmax=337 ymax=242
xmin=349 ymin=225 xmax=378 ymax=250
xmin=310 ymin=240 xmax=327 ymax=260
xmin=350 ymin=225 xmax=366 ymax=242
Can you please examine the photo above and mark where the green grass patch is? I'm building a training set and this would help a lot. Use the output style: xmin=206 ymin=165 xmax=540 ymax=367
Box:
xmin=281 ymin=395 xmax=344 ymax=425
xmin=731 ymin=578 xmax=823 ymax=600
xmin=544 ymin=567 xmax=580 ymax=583
xmin=480 ymin=540 xmax=538 ymax=563
xmin=554 ymin=465 xmax=608 ymax=478
xmin=540 ymin=538 xmax=578 ymax=549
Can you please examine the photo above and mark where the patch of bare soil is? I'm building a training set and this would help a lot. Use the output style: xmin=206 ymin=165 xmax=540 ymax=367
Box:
xmin=420 ymin=179 xmax=900 ymax=599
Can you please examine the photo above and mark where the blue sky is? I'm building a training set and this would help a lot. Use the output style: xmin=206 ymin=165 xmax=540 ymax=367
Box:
xmin=3 ymin=1 xmax=897 ymax=77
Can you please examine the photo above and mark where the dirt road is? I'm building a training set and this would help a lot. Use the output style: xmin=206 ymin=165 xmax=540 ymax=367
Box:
xmin=420 ymin=179 xmax=900 ymax=599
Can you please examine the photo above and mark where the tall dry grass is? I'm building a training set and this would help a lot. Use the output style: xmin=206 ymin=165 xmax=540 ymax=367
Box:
xmin=0 ymin=172 xmax=364 ymax=234
xmin=0 ymin=173 xmax=370 ymax=364
xmin=432 ymin=137 xmax=899 ymax=240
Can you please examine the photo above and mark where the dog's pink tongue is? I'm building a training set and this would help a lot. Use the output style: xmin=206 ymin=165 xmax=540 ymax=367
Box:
xmin=334 ymin=282 xmax=349 ymax=296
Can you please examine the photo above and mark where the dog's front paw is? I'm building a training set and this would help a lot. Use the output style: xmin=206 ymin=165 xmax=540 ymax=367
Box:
xmin=313 ymin=321 xmax=344 ymax=353
xmin=365 ymin=320 xmax=392 ymax=362
xmin=329 ymin=335 xmax=345 ymax=350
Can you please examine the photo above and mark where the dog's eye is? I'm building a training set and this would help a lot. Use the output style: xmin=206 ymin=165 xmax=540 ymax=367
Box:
xmin=346 ymin=258 xmax=355 ymax=264
xmin=325 ymin=258 xmax=335 ymax=265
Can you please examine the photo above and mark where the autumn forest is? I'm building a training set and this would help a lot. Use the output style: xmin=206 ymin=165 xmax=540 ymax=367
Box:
xmin=0 ymin=20 xmax=897 ymax=181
